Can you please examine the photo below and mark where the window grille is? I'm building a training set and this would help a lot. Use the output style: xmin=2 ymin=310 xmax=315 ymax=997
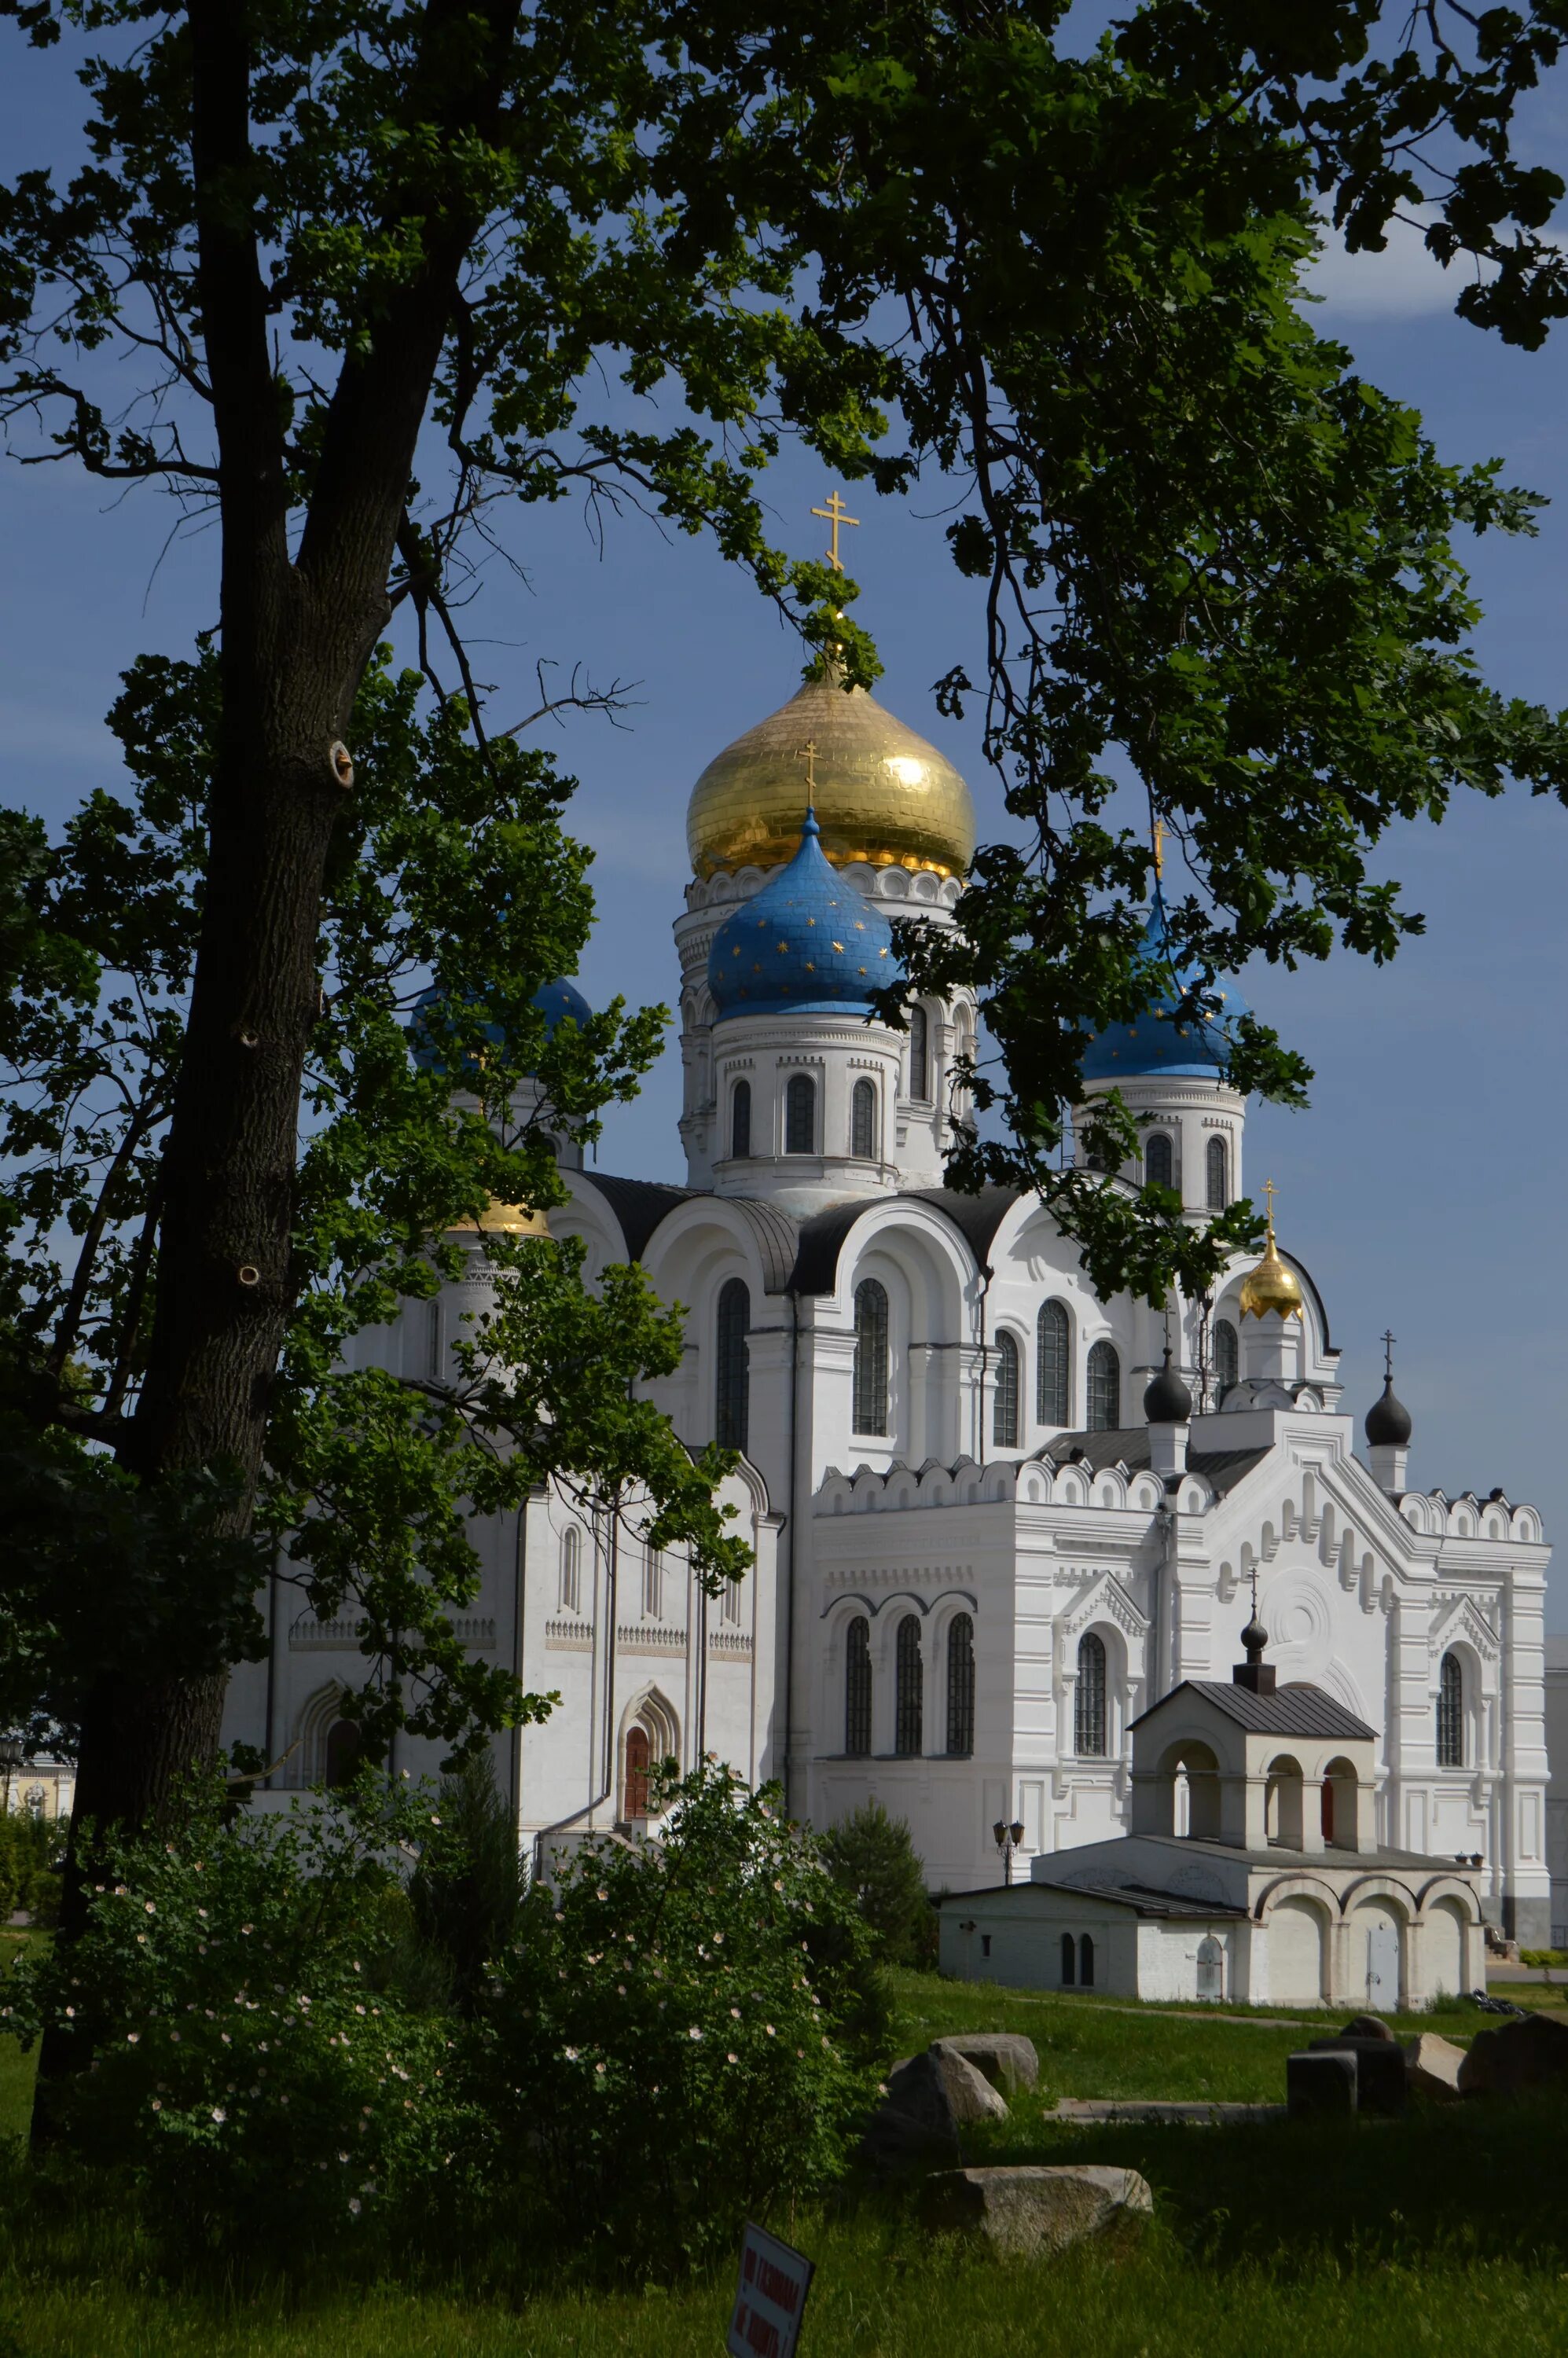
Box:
xmin=845 ymin=1616 xmax=872 ymax=1755
xmin=1145 ymin=1133 xmax=1173 ymax=1188
xmin=715 ymin=1276 xmax=750 ymax=1452
xmin=1075 ymin=1632 xmax=1107 ymax=1757
xmin=853 ymin=1279 xmax=890 ymax=1435
xmin=946 ymin=1614 xmax=975 ymax=1757
xmin=1214 ymin=1317 xmax=1239 ymax=1403
xmin=560 ymin=1524 xmax=582 ymax=1614
xmin=1438 ymin=1651 xmax=1464 ymax=1768
xmin=1206 ymin=1135 xmax=1229 ymax=1210
xmin=1086 ymin=1339 xmax=1120 ymax=1431
xmin=909 ymin=1005 xmax=929 ymax=1100
xmin=894 ymin=1614 xmax=924 ymax=1756
xmin=1037 ymin=1299 xmax=1070 ymax=1426
xmin=730 ymin=1078 xmax=751 ymax=1160
xmin=993 ymin=1331 xmax=1020 ymax=1448
xmin=850 ymin=1076 xmax=877 ymax=1159
xmin=784 ymin=1072 xmax=816 ymax=1154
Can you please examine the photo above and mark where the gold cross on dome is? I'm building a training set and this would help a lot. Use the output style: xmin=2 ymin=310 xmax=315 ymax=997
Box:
xmin=798 ymin=736 xmax=819 ymax=807
xmin=811 ymin=490 xmax=860 ymax=573
xmin=1153 ymin=817 xmax=1165 ymax=880
xmin=1264 ymin=1176 xmax=1277 ymax=1232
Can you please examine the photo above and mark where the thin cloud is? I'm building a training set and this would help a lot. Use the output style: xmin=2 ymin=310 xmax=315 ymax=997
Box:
xmin=1303 ymin=208 xmax=1496 ymax=321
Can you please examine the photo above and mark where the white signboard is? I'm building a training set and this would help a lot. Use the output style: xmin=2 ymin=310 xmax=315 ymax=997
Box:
xmin=726 ymin=2220 xmax=814 ymax=2358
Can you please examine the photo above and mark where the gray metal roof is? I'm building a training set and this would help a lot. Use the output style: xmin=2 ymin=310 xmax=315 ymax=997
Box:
xmin=1036 ymin=1427 xmax=1269 ymax=1499
xmin=1129 ymin=1678 xmax=1376 ymax=1742
xmin=937 ymin=1879 xmax=1247 ymax=1920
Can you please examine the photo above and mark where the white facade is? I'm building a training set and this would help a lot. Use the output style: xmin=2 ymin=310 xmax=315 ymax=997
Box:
xmin=222 ymin=665 xmax=1555 ymax=1938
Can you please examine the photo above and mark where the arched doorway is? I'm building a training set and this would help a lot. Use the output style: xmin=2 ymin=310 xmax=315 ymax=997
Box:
xmin=1196 ymin=1936 xmax=1225 ymax=2001
xmin=1265 ymin=1756 xmax=1305 ymax=1849
xmin=624 ymin=1726 xmax=652 ymax=1821
xmin=324 ymin=1719 xmax=362 ymax=1789
xmin=1425 ymin=1899 xmax=1466 ymax=2000
xmin=1267 ymin=1896 xmax=1326 ymax=2004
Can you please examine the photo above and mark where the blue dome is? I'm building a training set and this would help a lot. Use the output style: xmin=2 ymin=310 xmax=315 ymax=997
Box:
xmin=707 ymin=809 xmax=895 ymax=1018
xmin=409 ymin=975 xmax=591 ymax=1074
xmin=1080 ymin=888 xmax=1247 ymax=1082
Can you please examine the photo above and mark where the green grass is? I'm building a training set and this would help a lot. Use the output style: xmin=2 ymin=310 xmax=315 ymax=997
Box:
xmin=3 ymin=1964 xmax=1567 ymax=2355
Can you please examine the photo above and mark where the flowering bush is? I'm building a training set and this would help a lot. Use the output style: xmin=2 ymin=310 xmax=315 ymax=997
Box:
xmin=0 ymin=1806 xmax=64 ymax=1925
xmin=4 ymin=1774 xmax=472 ymax=2255
xmin=468 ymin=1761 xmax=886 ymax=2271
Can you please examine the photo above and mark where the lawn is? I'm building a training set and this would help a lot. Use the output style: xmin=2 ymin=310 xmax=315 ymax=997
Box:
xmin=3 ymin=1962 xmax=1567 ymax=2356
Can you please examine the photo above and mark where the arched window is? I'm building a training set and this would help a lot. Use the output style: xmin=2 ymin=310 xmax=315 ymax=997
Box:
xmin=1438 ymin=1651 xmax=1464 ymax=1768
xmin=853 ymin=1278 xmax=890 ymax=1436
xmin=845 ymin=1616 xmax=872 ymax=1755
xmin=325 ymin=1719 xmax=362 ymax=1790
xmin=625 ymin=1725 xmax=652 ymax=1820
xmin=1145 ymin=1133 xmax=1173 ymax=1188
xmin=1060 ymin=1932 xmax=1076 ymax=1986
xmin=1037 ymin=1299 xmax=1070 ymax=1427
xmin=909 ymin=1005 xmax=929 ymax=1100
xmin=1206 ymin=1135 xmax=1229 ymax=1210
xmin=850 ymin=1076 xmax=877 ymax=1160
xmin=785 ymin=1073 xmax=816 ymax=1154
xmin=946 ymin=1614 xmax=975 ymax=1757
xmin=1214 ymin=1316 xmax=1239 ymax=1404
xmin=993 ymin=1331 xmax=1020 ymax=1449
xmin=1087 ymin=1339 xmax=1121 ymax=1431
xmin=715 ymin=1276 xmax=750 ymax=1453
xmin=730 ymin=1078 xmax=751 ymax=1160
xmin=643 ymin=1548 xmax=663 ymax=1622
xmin=560 ymin=1523 xmax=582 ymax=1614
xmin=1075 ymin=1632 xmax=1107 ymax=1757
xmin=894 ymin=1614 xmax=924 ymax=1757
xmin=1078 ymin=1933 xmax=1096 ymax=1988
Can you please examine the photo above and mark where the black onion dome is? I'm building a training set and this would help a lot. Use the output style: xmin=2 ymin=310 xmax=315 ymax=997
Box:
xmin=1365 ymin=1378 xmax=1412 ymax=1448
xmin=1143 ymin=1351 xmax=1193 ymax=1425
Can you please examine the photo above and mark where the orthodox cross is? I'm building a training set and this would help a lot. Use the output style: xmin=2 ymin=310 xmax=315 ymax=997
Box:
xmin=1249 ymin=1567 xmax=1260 ymax=1622
xmin=1153 ymin=816 xmax=1165 ymax=880
xmin=1264 ymin=1176 xmax=1276 ymax=1229
xmin=798 ymin=736 xmax=819 ymax=808
xmin=811 ymin=490 xmax=860 ymax=573
xmin=1382 ymin=1328 xmax=1396 ymax=1382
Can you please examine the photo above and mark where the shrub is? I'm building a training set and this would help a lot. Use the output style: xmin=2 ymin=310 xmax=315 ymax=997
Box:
xmin=408 ymin=1754 xmax=527 ymax=2011
xmin=0 ymin=1808 xmax=64 ymax=1925
xmin=3 ymin=1772 xmax=472 ymax=2256
xmin=819 ymin=1800 xmax=933 ymax=1966
xmin=468 ymin=1761 xmax=887 ymax=2272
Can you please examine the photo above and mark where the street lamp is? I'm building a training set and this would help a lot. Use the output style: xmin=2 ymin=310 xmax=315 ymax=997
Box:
xmin=993 ymin=1817 xmax=1026 ymax=1887
xmin=0 ymin=1737 xmax=21 ymax=1818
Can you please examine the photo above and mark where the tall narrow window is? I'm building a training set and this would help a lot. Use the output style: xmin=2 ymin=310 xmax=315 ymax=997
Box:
xmin=785 ymin=1072 xmax=816 ymax=1154
xmin=730 ymin=1078 xmax=751 ymax=1160
xmin=1087 ymin=1339 xmax=1121 ymax=1431
xmin=946 ymin=1614 xmax=975 ymax=1757
xmin=853 ymin=1278 xmax=890 ymax=1436
xmin=722 ymin=1577 xmax=741 ymax=1626
xmin=1060 ymin=1932 xmax=1076 ymax=1986
xmin=993 ymin=1331 xmax=1020 ymax=1449
xmin=845 ymin=1616 xmax=872 ymax=1755
xmin=643 ymin=1548 xmax=663 ymax=1621
xmin=895 ymin=1614 xmax=924 ymax=1757
xmin=1214 ymin=1317 xmax=1239 ymax=1405
xmin=1078 ymin=1934 xmax=1096 ymax=1988
xmin=1145 ymin=1133 xmax=1173 ymax=1188
xmin=560 ymin=1523 xmax=582 ymax=1614
xmin=325 ymin=1719 xmax=362 ymax=1789
xmin=715 ymin=1276 xmax=751 ymax=1453
xmin=625 ymin=1725 xmax=652 ymax=1820
xmin=1438 ymin=1651 xmax=1464 ymax=1768
xmin=1075 ymin=1632 xmax=1107 ymax=1757
xmin=1037 ymin=1300 xmax=1070 ymax=1427
xmin=909 ymin=1005 xmax=929 ymax=1100
xmin=1206 ymin=1135 xmax=1229 ymax=1210
xmin=850 ymin=1076 xmax=877 ymax=1159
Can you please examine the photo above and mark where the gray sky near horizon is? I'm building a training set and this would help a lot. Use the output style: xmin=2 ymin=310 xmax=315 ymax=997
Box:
xmin=3 ymin=38 xmax=1567 ymax=1618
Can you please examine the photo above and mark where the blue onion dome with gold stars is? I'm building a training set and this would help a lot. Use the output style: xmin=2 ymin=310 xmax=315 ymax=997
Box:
xmin=409 ymin=975 xmax=591 ymax=1074
xmin=707 ymin=808 xmax=895 ymax=1018
xmin=1080 ymin=885 xmax=1247 ymax=1082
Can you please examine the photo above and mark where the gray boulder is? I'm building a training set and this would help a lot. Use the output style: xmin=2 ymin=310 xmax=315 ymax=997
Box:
xmin=1459 ymin=2010 xmax=1568 ymax=2097
xmin=1287 ymin=2050 xmax=1357 ymax=2119
xmin=922 ymin=2165 xmax=1153 ymax=2259
xmin=1306 ymin=2034 xmax=1406 ymax=2114
xmin=861 ymin=2044 xmax=1008 ymax=2172
xmin=1337 ymin=2013 xmax=1397 ymax=2044
xmin=930 ymin=2033 xmax=1040 ymax=2096
xmin=1403 ymin=2031 xmax=1465 ymax=2101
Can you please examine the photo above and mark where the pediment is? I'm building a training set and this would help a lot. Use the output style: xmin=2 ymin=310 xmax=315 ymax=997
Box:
xmin=1427 ymin=1592 xmax=1500 ymax=1665
xmin=1062 ymin=1568 xmax=1148 ymax=1642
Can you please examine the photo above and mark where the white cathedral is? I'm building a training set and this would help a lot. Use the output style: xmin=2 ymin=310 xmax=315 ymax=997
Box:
xmin=223 ymin=649 xmax=1555 ymax=1956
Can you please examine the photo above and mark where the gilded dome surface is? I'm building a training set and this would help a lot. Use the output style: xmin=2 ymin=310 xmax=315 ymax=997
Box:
xmin=686 ymin=667 xmax=976 ymax=881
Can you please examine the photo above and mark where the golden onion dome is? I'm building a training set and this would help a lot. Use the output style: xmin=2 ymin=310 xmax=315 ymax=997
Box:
xmin=450 ymin=1197 xmax=549 ymax=1238
xmin=686 ymin=665 xmax=976 ymax=882
xmin=1238 ymin=1190 xmax=1304 ymax=1321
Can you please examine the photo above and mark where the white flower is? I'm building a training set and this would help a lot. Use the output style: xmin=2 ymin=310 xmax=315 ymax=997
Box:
xmin=170 ymin=2031 xmax=181 ymax=2043
xmin=688 ymin=2026 xmax=703 ymax=2041
xmin=349 ymin=2198 xmax=362 ymax=2216
xmin=151 ymin=2100 xmax=162 ymax=2113
xmin=144 ymin=1902 xmax=156 ymax=1915
xmin=126 ymin=2033 xmax=139 ymax=2046
xmin=563 ymin=2045 xmax=579 ymax=2062
xmin=595 ymin=2062 xmax=606 ymax=2077
xmin=596 ymin=1889 xmax=608 ymax=1902
xmin=730 ymin=2007 xmax=741 ymax=2019
xmin=765 ymin=2024 xmax=776 ymax=2037
xmin=211 ymin=2107 xmax=226 ymax=2124
xmin=727 ymin=2051 xmax=738 ymax=2065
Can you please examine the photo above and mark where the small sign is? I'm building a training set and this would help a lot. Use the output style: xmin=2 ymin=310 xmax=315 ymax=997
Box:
xmin=726 ymin=2220 xmax=814 ymax=2358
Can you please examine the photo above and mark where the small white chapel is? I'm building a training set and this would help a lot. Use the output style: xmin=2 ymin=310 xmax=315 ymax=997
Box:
xmin=222 ymin=596 xmax=1555 ymax=1976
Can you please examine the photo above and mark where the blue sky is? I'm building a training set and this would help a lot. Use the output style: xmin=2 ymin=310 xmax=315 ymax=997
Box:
xmin=3 ymin=39 xmax=1567 ymax=1617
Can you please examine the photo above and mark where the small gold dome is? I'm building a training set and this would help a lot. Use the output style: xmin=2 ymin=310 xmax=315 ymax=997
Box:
xmin=686 ymin=666 xmax=975 ymax=881
xmin=1238 ymin=1201 xmax=1303 ymax=1321
xmin=450 ymin=1197 xmax=549 ymax=1237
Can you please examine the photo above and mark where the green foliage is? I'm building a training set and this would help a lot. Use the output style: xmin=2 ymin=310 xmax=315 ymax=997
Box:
xmin=1520 ymin=1948 xmax=1568 ymax=1971
xmin=468 ymin=1761 xmax=887 ymax=2272
xmin=819 ymin=1801 xmax=932 ymax=1968
xmin=407 ymin=1755 xmax=526 ymax=2011
xmin=2 ymin=1774 xmax=472 ymax=2257
xmin=0 ymin=1810 xmax=62 ymax=1926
